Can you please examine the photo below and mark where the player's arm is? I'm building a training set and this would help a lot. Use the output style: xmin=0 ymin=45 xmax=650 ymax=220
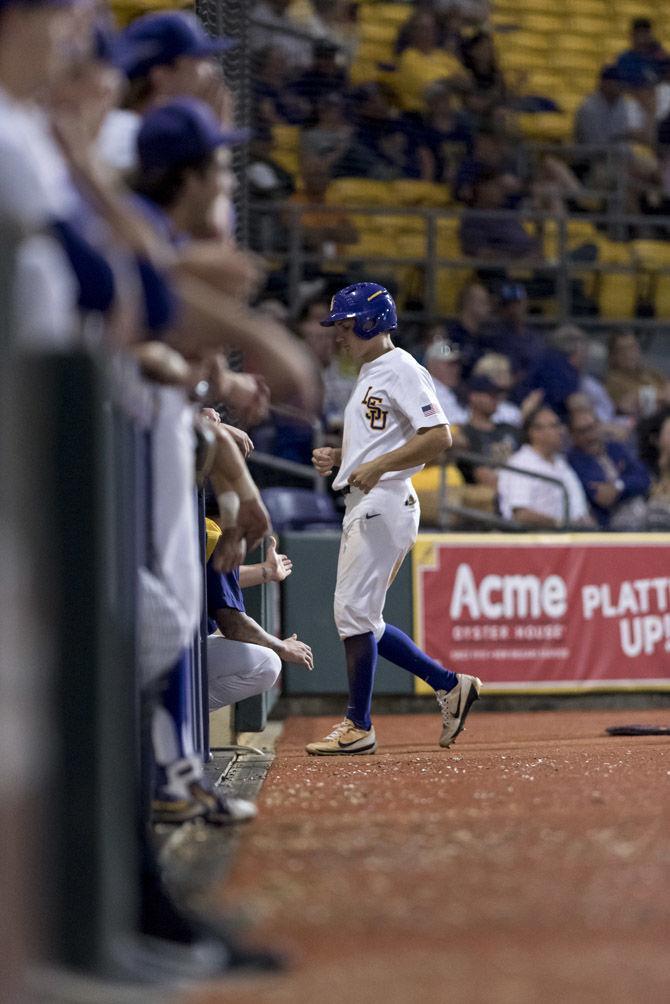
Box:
xmin=239 ymin=536 xmax=292 ymax=587
xmin=348 ymin=425 xmax=452 ymax=493
xmin=216 ymin=608 xmax=313 ymax=669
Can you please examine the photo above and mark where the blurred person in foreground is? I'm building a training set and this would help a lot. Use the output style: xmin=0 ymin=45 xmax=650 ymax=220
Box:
xmin=567 ymin=409 xmax=650 ymax=530
xmin=642 ymin=411 xmax=670 ymax=530
xmin=498 ymin=406 xmax=593 ymax=529
xmin=98 ymin=10 xmax=236 ymax=174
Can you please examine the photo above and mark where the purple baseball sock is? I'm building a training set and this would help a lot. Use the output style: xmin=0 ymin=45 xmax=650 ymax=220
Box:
xmin=343 ymin=632 xmax=377 ymax=730
xmin=378 ymin=624 xmax=457 ymax=692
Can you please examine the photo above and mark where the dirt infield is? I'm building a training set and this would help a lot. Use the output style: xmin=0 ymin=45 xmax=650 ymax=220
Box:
xmin=187 ymin=709 xmax=670 ymax=1004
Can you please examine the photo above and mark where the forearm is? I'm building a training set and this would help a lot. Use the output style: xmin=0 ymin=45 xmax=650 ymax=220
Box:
xmin=239 ymin=563 xmax=270 ymax=588
xmin=374 ymin=426 xmax=451 ymax=475
xmin=217 ymin=609 xmax=282 ymax=653
xmin=512 ymin=507 xmax=558 ymax=528
xmin=207 ymin=423 xmax=258 ymax=501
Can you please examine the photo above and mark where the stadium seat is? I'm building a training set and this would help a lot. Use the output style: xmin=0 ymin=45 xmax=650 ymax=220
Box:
xmin=260 ymin=487 xmax=341 ymax=532
xmin=270 ymin=125 xmax=300 ymax=177
xmin=326 ymin=178 xmax=396 ymax=207
xmin=632 ymin=240 xmax=670 ymax=319
xmin=392 ymin=179 xmax=452 ymax=208
xmin=594 ymin=238 xmax=637 ymax=319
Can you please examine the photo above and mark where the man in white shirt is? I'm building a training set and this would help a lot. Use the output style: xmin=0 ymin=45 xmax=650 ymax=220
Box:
xmin=498 ymin=405 xmax=593 ymax=528
xmin=307 ymin=283 xmax=482 ymax=756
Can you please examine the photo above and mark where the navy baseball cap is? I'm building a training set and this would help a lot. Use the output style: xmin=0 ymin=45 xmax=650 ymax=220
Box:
xmin=468 ymin=374 xmax=502 ymax=395
xmin=137 ymin=98 xmax=248 ymax=172
xmin=122 ymin=12 xmax=235 ymax=80
xmin=499 ymin=282 xmax=527 ymax=303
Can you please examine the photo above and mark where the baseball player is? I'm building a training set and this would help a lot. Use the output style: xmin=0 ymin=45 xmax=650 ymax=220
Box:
xmin=306 ymin=282 xmax=482 ymax=756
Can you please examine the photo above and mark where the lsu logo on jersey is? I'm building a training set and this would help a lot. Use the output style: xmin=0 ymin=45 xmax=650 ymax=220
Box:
xmin=362 ymin=385 xmax=387 ymax=430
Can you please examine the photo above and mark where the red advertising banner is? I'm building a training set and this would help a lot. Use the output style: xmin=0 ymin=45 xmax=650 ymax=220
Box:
xmin=412 ymin=533 xmax=670 ymax=693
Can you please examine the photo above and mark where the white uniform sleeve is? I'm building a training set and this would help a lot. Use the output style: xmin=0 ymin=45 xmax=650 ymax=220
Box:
xmin=390 ymin=362 xmax=449 ymax=433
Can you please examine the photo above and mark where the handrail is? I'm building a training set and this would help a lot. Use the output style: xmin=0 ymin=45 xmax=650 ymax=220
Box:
xmin=248 ymin=449 xmax=321 ymax=489
xmin=448 ymin=448 xmax=571 ymax=528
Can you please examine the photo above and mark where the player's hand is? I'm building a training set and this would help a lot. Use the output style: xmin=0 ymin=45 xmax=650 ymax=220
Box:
xmin=278 ymin=633 xmax=313 ymax=670
xmin=265 ymin=535 xmax=292 ymax=581
xmin=348 ymin=459 xmax=384 ymax=494
xmin=222 ymin=423 xmax=254 ymax=458
xmin=238 ymin=496 xmax=272 ymax=551
xmin=312 ymin=447 xmax=337 ymax=476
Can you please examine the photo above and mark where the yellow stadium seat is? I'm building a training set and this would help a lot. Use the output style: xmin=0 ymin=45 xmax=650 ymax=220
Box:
xmin=519 ymin=14 xmax=567 ymax=32
xmin=594 ymin=239 xmax=637 ymax=319
xmin=500 ymin=49 xmax=551 ymax=71
xmin=632 ymin=240 xmax=670 ymax=319
xmin=392 ymin=180 xmax=451 ymax=208
xmin=359 ymin=3 xmax=412 ymax=26
xmin=326 ymin=178 xmax=396 ymax=207
xmin=516 ymin=112 xmax=572 ymax=142
xmin=270 ymin=125 xmax=300 ymax=176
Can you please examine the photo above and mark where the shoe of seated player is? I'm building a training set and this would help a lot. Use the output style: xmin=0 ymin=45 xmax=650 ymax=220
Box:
xmin=152 ymin=790 xmax=208 ymax=825
xmin=305 ymin=718 xmax=376 ymax=756
xmin=435 ymin=673 xmax=482 ymax=748
xmin=190 ymin=781 xmax=257 ymax=825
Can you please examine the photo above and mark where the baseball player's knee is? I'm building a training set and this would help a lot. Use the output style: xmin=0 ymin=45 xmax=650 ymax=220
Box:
xmin=334 ymin=598 xmax=383 ymax=640
xmin=258 ymin=649 xmax=282 ymax=689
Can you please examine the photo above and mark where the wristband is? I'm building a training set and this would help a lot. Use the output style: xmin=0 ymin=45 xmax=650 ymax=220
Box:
xmin=217 ymin=490 xmax=240 ymax=529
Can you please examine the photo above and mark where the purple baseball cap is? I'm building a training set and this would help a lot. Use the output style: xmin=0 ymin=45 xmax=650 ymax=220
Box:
xmin=122 ymin=11 xmax=235 ymax=80
xmin=137 ymin=98 xmax=248 ymax=172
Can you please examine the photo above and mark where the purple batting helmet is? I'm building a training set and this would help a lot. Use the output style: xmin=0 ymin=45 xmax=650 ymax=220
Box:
xmin=320 ymin=282 xmax=397 ymax=340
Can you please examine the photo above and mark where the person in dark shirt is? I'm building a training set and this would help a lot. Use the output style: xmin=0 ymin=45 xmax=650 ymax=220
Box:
xmin=483 ymin=283 xmax=544 ymax=396
xmin=401 ymin=79 xmax=472 ymax=184
xmin=290 ymin=39 xmax=348 ymax=116
xmin=445 ymin=279 xmax=493 ymax=377
xmin=459 ymin=169 xmax=541 ymax=261
xmin=567 ymin=409 xmax=651 ymax=529
xmin=458 ymin=374 xmax=520 ymax=485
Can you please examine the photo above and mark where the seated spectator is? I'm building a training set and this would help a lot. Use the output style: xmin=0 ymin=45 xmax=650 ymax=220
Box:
xmin=567 ymin=409 xmax=651 ymax=530
xmin=402 ymin=79 xmax=472 ymax=184
xmin=484 ymin=283 xmax=545 ymax=396
xmin=298 ymin=296 xmax=356 ymax=435
xmin=445 ymin=279 xmax=493 ymax=376
xmin=459 ymin=169 xmax=541 ymax=262
xmin=300 ymin=91 xmax=354 ymax=172
xmin=521 ymin=324 xmax=582 ymax=420
xmin=471 ymin=352 xmax=527 ymax=427
xmin=252 ymin=45 xmax=310 ymax=127
xmin=498 ymin=406 xmax=593 ymax=528
xmin=393 ymin=9 xmax=463 ymax=113
xmin=206 ymin=521 xmax=313 ymax=709
xmin=287 ymin=159 xmax=358 ymax=254
xmin=605 ymin=330 xmax=670 ymax=420
xmin=250 ymin=0 xmax=314 ymax=71
xmin=455 ymin=127 xmax=524 ymax=206
xmin=574 ymin=65 xmax=645 ymax=147
xmin=459 ymin=29 xmax=508 ymax=125
xmin=615 ymin=17 xmax=668 ymax=83
xmin=357 ymin=118 xmax=432 ymax=180
xmin=643 ymin=411 xmax=670 ymax=529
xmin=457 ymin=374 xmax=519 ymax=485
xmin=290 ymin=39 xmax=348 ymax=117
xmin=247 ymin=125 xmax=296 ymax=252
xmin=292 ymin=0 xmax=359 ymax=66
xmin=424 ymin=337 xmax=469 ymax=425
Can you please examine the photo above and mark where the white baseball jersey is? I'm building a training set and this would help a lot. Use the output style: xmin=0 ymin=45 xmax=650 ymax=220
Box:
xmin=332 ymin=347 xmax=448 ymax=490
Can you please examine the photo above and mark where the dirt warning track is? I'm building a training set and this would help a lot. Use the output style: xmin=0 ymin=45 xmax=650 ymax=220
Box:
xmin=188 ymin=709 xmax=670 ymax=1004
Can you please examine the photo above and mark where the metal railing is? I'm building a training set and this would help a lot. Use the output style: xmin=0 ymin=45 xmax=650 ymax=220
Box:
xmin=251 ymin=199 xmax=670 ymax=329
xmin=436 ymin=448 xmax=572 ymax=531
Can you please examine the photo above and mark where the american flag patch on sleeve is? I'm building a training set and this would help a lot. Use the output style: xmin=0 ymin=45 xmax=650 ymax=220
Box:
xmin=421 ymin=402 xmax=438 ymax=417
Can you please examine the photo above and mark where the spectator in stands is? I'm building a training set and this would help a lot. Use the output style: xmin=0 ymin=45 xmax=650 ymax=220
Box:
xmin=291 ymin=0 xmax=359 ymax=66
xmin=250 ymin=0 xmax=314 ymax=70
xmin=498 ymin=406 xmax=593 ymax=528
xmin=605 ymin=330 xmax=670 ymax=420
xmin=286 ymin=158 xmax=358 ymax=254
xmin=574 ymin=65 xmax=648 ymax=147
xmin=248 ymin=124 xmax=296 ymax=252
xmin=567 ymin=409 xmax=651 ymax=530
xmin=615 ymin=17 xmax=668 ymax=82
xmin=301 ymin=91 xmax=355 ymax=173
xmin=205 ymin=521 xmax=313 ymax=710
xmin=445 ymin=279 xmax=492 ymax=376
xmin=454 ymin=126 xmax=524 ymax=206
xmin=290 ymin=39 xmax=348 ymax=117
xmin=643 ymin=412 xmax=670 ymax=529
xmin=459 ymin=169 xmax=541 ymax=262
xmin=393 ymin=9 xmax=463 ymax=113
xmin=472 ymin=352 xmax=536 ymax=427
xmin=424 ymin=337 xmax=469 ymax=425
xmin=459 ymin=29 xmax=508 ymax=125
xmin=252 ymin=45 xmax=311 ymax=128
xmin=401 ymin=79 xmax=472 ymax=184
xmin=297 ymin=296 xmax=356 ymax=436
xmin=356 ymin=118 xmax=433 ymax=180
xmin=98 ymin=11 xmax=236 ymax=173
xmin=457 ymin=374 xmax=519 ymax=486
xmin=486 ymin=283 xmax=544 ymax=395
